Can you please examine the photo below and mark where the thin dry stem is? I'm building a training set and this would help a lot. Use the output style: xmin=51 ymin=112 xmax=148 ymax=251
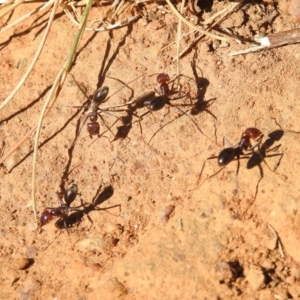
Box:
xmin=176 ymin=2 xmax=242 ymax=59
xmin=165 ymin=0 xmax=227 ymax=41
xmin=175 ymin=0 xmax=184 ymax=79
xmin=0 ymin=0 xmax=24 ymax=19
xmin=32 ymin=0 xmax=94 ymax=222
xmin=30 ymin=0 xmax=61 ymax=221
xmin=0 ymin=0 xmax=56 ymax=111
xmin=0 ymin=0 xmax=54 ymax=33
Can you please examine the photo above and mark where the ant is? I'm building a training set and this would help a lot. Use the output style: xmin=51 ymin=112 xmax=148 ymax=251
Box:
xmin=69 ymin=74 xmax=136 ymax=142
xmin=85 ymin=86 xmax=111 ymax=139
xmin=39 ymin=183 xmax=80 ymax=230
xmin=218 ymin=127 xmax=262 ymax=169
xmin=142 ymin=73 xmax=212 ymax=144
xmin=198 ymin=128 xmax=262 ymax=184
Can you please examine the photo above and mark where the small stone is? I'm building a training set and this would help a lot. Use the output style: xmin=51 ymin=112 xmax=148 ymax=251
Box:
xmin=288 ymin=284 xmax=300 ymax=298
xmin=159 ymin=205 xmax=175 ymax=223
xmin=75 ymin=237 xmax=104 ymax=252
xmin=213 ymin=262 xmax=237 ymax=283
xmin=12 ymin=257 xmax=31 ymax=270
xmin=245 ymin=265 xmax=266 ymax=291
xmin=290 ymin=267 xmax=300 ymax=279
xmin=103 ymin=277 xmax=127 ymax=298
xmin=266 ymin=236 xmax=277 ymax=250
xmin=104 ymin=223 xmax=123 ymax=235
xmin=261 ymin=259 xmax=274 ymax=270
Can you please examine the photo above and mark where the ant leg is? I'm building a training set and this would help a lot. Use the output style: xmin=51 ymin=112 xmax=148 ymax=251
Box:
xmin=204 ymin=108 xmax=217 ymax=120
xmin=236 ymin=158 xmax=240 ymax=175
xmin=147 ymin=112 xmax=185 ymax=145
xmin=98 ymin=113 xmax=115 ymax=136
xmin=41 ymin=231 xmax=62 ymax=251
xmin=170 ymin=104 xmax=213 ymax=142
xmin=262 ymin=152 xmax=283 ymax=173
xmin=95 ymin=204 xmax=121 ymax=216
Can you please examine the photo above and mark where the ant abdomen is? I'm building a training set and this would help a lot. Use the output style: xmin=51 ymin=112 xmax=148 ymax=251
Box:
xmin=145 ymin=96 xmax=166 ymax=111
xmin=64 ymin=183 xmax=78 ymax=205
xmin=93 ymin=86 xmax=109 ymax=105
xmin=218 ymin=148 xmax=237 ymax=166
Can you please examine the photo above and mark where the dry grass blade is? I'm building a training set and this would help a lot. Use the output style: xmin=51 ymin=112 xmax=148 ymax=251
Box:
xmin=31 ymin=0 xmax=94 ymax=222
xmin=0 ymin=0 xmax=54 ymax=33
xmin=165 ymin=0 xmax=227 ymax=41
xmin=64 ymin=0 xmax=139 ymax=31
xmin=175 ymin=2 xmax=242 ymax=59
xmin=0 ymin=0 xmax=24 ymax=19
xmin=0 ymin=0 xmax=57 ymax=111
xmin=175 ymin=0 xmax=184 ymax=80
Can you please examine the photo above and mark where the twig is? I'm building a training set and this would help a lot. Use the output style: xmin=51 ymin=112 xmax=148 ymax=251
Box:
xmin=0 ymin=0 xmax=56 ymax=111
xmin=31 ymin=0 xmax=94 ymax=222
xmin=268 ymin=224 xmax=285 ymax=258
xmin=229 ymin=28 xmax=300 ymax=56
xmin=0 ymin=0 xmax=54 ymax=33
xmin=165 ymin=0 xmax=228 ymax=41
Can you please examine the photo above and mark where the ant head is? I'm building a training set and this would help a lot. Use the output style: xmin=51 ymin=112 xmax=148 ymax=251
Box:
xmin=157 ymin=73 xmax=170 ymax=84
xmin=93 ymin=86 xmax=109 ymax=104
xmin=244 ymin=128 xmax=262 ymax=140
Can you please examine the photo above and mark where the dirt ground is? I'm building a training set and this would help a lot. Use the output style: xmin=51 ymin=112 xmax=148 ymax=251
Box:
xmin=1 ymin=0 xmax=300 ymax=299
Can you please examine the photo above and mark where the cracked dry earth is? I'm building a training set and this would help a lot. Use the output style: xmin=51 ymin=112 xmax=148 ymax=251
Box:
xmin=1 ymin=1 xmax=300 ymax=299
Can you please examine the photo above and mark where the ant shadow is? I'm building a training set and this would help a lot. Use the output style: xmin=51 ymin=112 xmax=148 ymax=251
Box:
xmin=243 ymin=129 xmax=285 ymax=216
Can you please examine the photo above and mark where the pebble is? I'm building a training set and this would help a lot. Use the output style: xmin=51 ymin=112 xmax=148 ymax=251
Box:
xmin=288 ymin=0 xmax=300 ymax=22
xmin=104 ymin=223 xmax=123 ymax=235
xmin=75 ymin=237 xmax=104 ymax=252
xmin=288 ymin=284 xmax=300 ymax=298
xmin=12 ymin=257 xmax=31 ymax=270
xmin=159 ymin=205 xmax=175 ymax=223
xmin=213 ymin=262 xmax=237 ymax=283
xmin=103 ymin=277 xmax=127 ymax=298
xmin=266 ymin=236 xmax=277 ymax=250
xmin=245 ymin=265 xmax=266 ymax=291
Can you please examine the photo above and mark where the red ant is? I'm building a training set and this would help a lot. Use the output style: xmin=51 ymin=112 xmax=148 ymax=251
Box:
xmin=198 ymin=128 xmax=262 ymax=183
xmin=85 ymin=86 xmax=111 ymax=138
xmin=39 ymin=183 xmax=79 ymax=230
xmin=143 ymin=73 xmax=213 ymax=144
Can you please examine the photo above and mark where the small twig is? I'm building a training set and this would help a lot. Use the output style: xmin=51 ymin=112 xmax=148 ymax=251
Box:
xmin=32 ymin=0 xmax=94 ymax=222
xmin=175 ymin=0 xmax=184 ymax=80
xmin=0 ymin=0 xmax=54 ymax=33
xmin=229 ymin=28 xmax=300 ymax=56
xmin=0 ymin=0 xmax=24 ymax=19
xmin=175 ymin=2 xmax=241 ymax=60
xmin=0 ymin=0 xmax=56 ymax=111
xmin=268 ymin=224 xmax=285 ymax=258
xmin=165 ymin=0 xmax=228 ymax=41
